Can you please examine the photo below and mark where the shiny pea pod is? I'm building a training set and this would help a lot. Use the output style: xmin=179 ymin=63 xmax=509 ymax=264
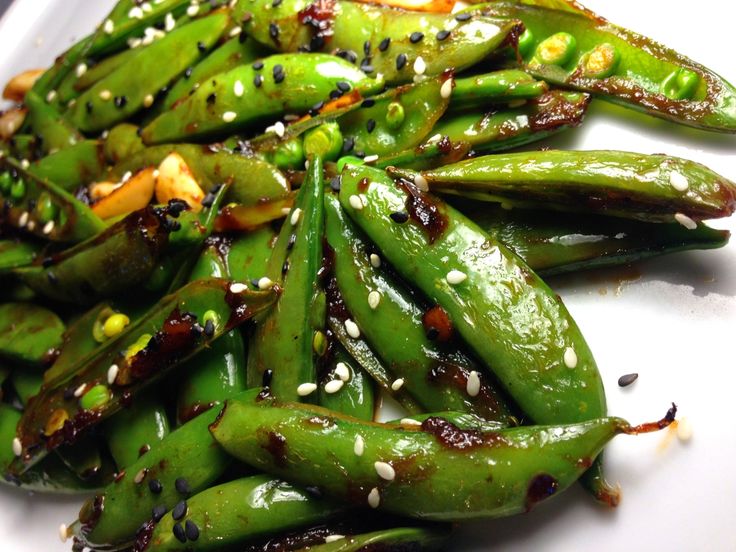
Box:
xmin=476 ymin=2 xmax=736 ymax=132
xmin=7 ymin=278 xmax=276 ymax=475
xmin=227 ymin=227 xmax=278 ymax=284
xmin=28 ymin=140 xmax=106 ymax=193
xmin=395 ymin=150 xmax=736 ymax=224
xmin=24 ymin=90 xmax=82 ymax=154
xmin=103 ymin=123 xmax=145 ymax=164
xmin=69 ymin=13 xmax=230 ymax=133
xmin=246 ymin=155 xmax=325 ymax=400
xmin=0 ymin=239 xmax=39 ymax=272
xmin=141 ymin=475 xmax=345 ymax=551
xmin=449 ymin=69 xmax=548 ymax=109
xmin=142 ymin=53 xmax=384 ymax=144
xmin=0 ymin=303 xmax=64 ymax=367
xmin=214 ymin=194 xmax=295 ymax=233
xmin=71 ymin=48 xmax=139 ymax=98
xmin=318 ymin=344 xmax=375 ymax=422
xmin=325 ymin=193 xmax=516 ymax=424
xmin=297 ymin=527 xmax=450 ymax=552
xmin=236 ymin=0 xmax=523 ymax=86
xmin=210 ymin=396 xmax=676 ymax=520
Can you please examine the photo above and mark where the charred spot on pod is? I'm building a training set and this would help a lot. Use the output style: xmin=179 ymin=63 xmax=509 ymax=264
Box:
xmin=133 ymin=519 xmax=155 ymax=552
xmin=525 ymin=474 xmax=558 ymax=511
xmin=422 ymin=305 xmax=453 ymax=342
xmin=264 ymin=431 xmax=288 ymax=467
xmin=421 ymin=416 xmax=504 ymax=450
xmin=395 ymin=178 xmax=449 ymax=244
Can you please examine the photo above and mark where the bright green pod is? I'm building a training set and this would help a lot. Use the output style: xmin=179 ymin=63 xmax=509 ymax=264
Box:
xmin=69 ymin=13 xmax=229 ymax=133
xmin=72 ymin=48 xmax=139 ymax=97
xmin=142 ymin=53 xmax=384 ymax=144
xmin=103 ymin=123 xmax=145 ymax=164
xmin=24 ymin=90 xmax=82 ymax=154
xmin=0 ymin=303 xmax=64 ymax=367
xmin=28 ymin=140 xmax=106 ymax=192
xmin=318 ymin=344 xmax=375 ymax=422
xmin=450 ymin=69 xmax=548 ymax=107
xmin=227 ymin=227 xmax=278 ymax=284
xmin=304 ymin=123 xmax=343 ymax=160
xmin=0 ymin=240 xmax=39 ymax=272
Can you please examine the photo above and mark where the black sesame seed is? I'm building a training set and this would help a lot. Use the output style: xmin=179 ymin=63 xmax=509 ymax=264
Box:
xmin=42 ymin=257 xmax=53 ymax=268
xmin=287 ymin=233 xmax=297 ymax=250
xmin=175 ymin=477 xmax=191 ymax=495
xmin=455 ymin=12 xmax=472 ymax=21
xmin=185 ymin=520 xmax=200 ymax=541
xmin=148 ymin=478 xmax=163 ymax=494
xmin=201 ymin=193 xmax=215 ymax=208
xmin=203 ymin=319 xmax=215 ymax=337
xmin=172 ymin=500 xmax=187 ymax=521
xmin=618 ymin=373 xmax=639 ymax=387
xmin=426 ymin=327 xmax=440 ymax=340
xmin=390 ymin=211 xmax=409 ymax=223
xmin=436 ymin=29 xmax=451 ymax=41
xmin=354 ymin=150 xmax=365 ymax=158
xmin=305 ymin=486 xmax=323 ymax=498
xmin=311 ymin=100 xmax=324 ymax=112
xmin=366 ymin=118 xmax=376 ymax=133
xmin=262 ymin=369 xmax=274 ymax=388
xmin=396 ymin=53 xmax=407 ymax=70
xmin=363 ymin=40 xmax=371 ymax=56
xmin=378 ymin=37 xmax=391 ymax=51
xmin=114 ymin=96 xmax=127 ymax=108
xmin=361 ymin=99 xmax=375 ymax=108
xmin=336 ymin=49 xmax=358 ymax=64
xmin=409 ymin=31 xmax=424 ymax=43
xmin=151 ymin=505 xmax=167 ymax=522
xmin=252 ymin=60 xmax=264 ymax=70
xmin=63 ymin=386 xmax=76 ymax=400
xmin=239 ymin=29 xmax=248 ymax=43
xmin=206 ymin=93 xmax=216 ymax=105
xmin=85 ymin=101 xmax=93 ymax=114
xmin=273 ymin=64 xmax=285 ymax=83
xmin=269 ymin=23 xmax=280 ymax=41
xmin=282 ymin=260 xmax=290 ymax=274
xmin=191 ymin=323 xmax=204 ymax=339
xmin=250 ymin=278 xmax=261 ymax=288
xmin=330 ymin=175 xmax=342 ymax=192
xmin=172 ymin=523 xmax=186 ymax=543
xmin=342 ymin=136 xmax=355 ymax=153
xmin=329 ymin=89 xmax=342 ymax=99
xmin=253 ymin=74 xmax=263 ymax=87
xmin=360 ymin=61 xmax=374 ymax=74
xmin=309 ymin=35 xmax=325 ymax=51
xmin=197 ymin=41 xmax=206 ymax=53
xmin=337 ymin=81 xmax=351 ymax=92
xmin=272 ymin=0 xmax=282 ymax=6
xmin=184 ymin=67 xmax=193 ymax=79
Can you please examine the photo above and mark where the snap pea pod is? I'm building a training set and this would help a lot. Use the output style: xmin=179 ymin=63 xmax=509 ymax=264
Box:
xmin=318 ymin=344 xmax=375 ymax=421
xmin=0 ymin=403 xmax=22 ymax=470
xmin=226 ymin=227 xmax=278 ymax=284
xmin=214 ymin=194 xmax=295 ymax=233
xmin=7 ymin=278 xmax=276 ymax=475
xmin=210 ymin=396 xmax=676 ymax=520
xmin=236 ymin=0 xmax=522 ymax=86
xmin=325 ymin=193 xmax=516 ymax=424
xmin=449 ymin=69 xmax=548 ymax=109
xmin=71 ymin=48 xmax=139 ymax=98
xmin=0 ymin=303 xmax=64 ymax=367
xmin=10 ymin=369 xmax=44 ymax=406
xmin=393 ymin=150 xmax=736 ymax=224
xmin=142 ymin=53 xmax=384 ymax=144
xmin=108 ymin=144 xmax=290 ymax=206
xmin=103 ymin=123 xmax=144 ymax=164
xmin=0 ymin=239 xmax=39 ymax=272
xmin=69 ymin=12 xmax=230 ymax=133
xmin=24 ymin=90 xmax=82 ymax=154
xmin=475 ymin=2 xmax=736 ymax=132
xmin=139 ymin=475 xmax=345 ymax=552
xmin=31 ymin=35 xmax=96 ymax=100
xmin=295 ymin=526 xmax=450 ymax=552
xmin=5 ymin=134 xmax=42 ymax=162
xmin=0 ymin=157 xmax=106 ymax=242
xmin=55 ymin=436 xmax=112 ymax=483
xmin=27 ymin=140 xmax=106 ymax=193
xmin=452 ymin=198 xmax=731 ymax=277
xmin=247 ymin=155 xmax=324 ymax=400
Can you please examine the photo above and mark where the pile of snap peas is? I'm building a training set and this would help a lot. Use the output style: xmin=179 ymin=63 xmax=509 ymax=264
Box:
xmin=0 ymin=0 xmax=734 ymax=550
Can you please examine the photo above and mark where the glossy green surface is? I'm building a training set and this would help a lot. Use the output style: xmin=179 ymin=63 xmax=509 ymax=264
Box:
xmin=318 ymin=344 xmax=375 ymax=421
xmin=301 ymin=526 xmax=450 ymax=552
xmin=28 ymin=140 xmax=106 ymax=192
xmin=24 ymin=90 xmax=82 ymax=154
xmin=0 ymin=303 xmax=64 ymax=366
xmin=0 ymin=240 xmax=39 ymax=272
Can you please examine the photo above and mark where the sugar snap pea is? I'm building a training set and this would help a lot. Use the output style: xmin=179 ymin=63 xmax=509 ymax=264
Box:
xmin=0 ymin=303 xmax=64 ymax=367
xmin=28 ymin=140 xmax=106 ymax=193
xmin=318 ymin=344 xmax=375 ymax=421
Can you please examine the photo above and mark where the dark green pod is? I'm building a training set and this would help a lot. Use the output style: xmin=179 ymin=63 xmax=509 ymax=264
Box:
xmin=296 ymin=526 xmax=450 ymax=552
xmin=28 ymin=140 xmax=106 ymax=193
xmin=24 ymin=90 xmax=82 ymax=153
xmin=0 ymin=303 xmax=64 ymax=367
xmin=0 ymin=240 xmax=40 ymax=272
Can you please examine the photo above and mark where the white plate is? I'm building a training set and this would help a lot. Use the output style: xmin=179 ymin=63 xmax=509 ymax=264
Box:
xmin=1 ymin=1 xmax=735 ymax=551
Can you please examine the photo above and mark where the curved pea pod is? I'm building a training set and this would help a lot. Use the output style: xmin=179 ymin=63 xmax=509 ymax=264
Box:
xmin=297 ymin=526 xmax=450 ymax=552
xmin=142 ymin=53 xmax=384 ymax=144
xmin=28 ymin=140 xmax=106 ymax=192
xmin=68 ymin=12 xmax=230 ymax=133
xmin=110 ymin=144 xmax=290 ymax=205
xmin=210 ymin=396 xmax=676 ymax=520
xmin=0 ymin=239 xmax=40 ymax=272
xmin=394 ymin=150 xmax=736 ymax=224
xmin=246 ymin=155 xmax=325 ymax=400
xmin=31 ymin=35 xmax=96 ymax=99
xmin=0 ymin=303 xmax=64 ymax=367
xmin=0 ymin=158 xmax=106 ymax=242
xmin=7 ymin=278 xmax=276 ymax=475
xmin=325 ymin=193 xmax=516 ymax=424
xmin=104 ymin=392 xmax=170 ymax=469
xmin=237 ymin=0 xmax=523 ymax=86
xmin=104 ymin=123 xmax=145 ymax=164
xmin=453 ymin=199 xmax=731 ymax=277
xmin=218 ymin=229 xmax=275 ymax=285
xmin=10 ymin=369 xmax=44 ymax=406
xmin=449 ymin=69 xmax=548 ymax=109
xmin=318 ymin=344 xmax=375 ymax=421
xmin=72 ymin=48 xmax=139 ymax=98
xmin=476 ymin=2 xmax=736 ymax=133
xmin=160 ymin=36 xmax=273 ymax=113
xmin=24 ymin=90 xmax=82 ymax=153
xmin=338 ymin=164 xmax=606 ymax=426
xmin=139 ymin=475 xmax=345 ymax=552
xmin=16 ymin=207 xmax=172 ymax=304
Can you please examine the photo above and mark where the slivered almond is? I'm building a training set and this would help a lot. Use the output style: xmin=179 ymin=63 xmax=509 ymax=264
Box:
xmin=92 ymin=167 xmax=156 ymax=219
xmin=155 ymin=152 xmax=205 ymax=212
xmin=3 ymin=69 xmax=45 ymax=102
xmin=0 ymin=107 xmax=27 ymax=140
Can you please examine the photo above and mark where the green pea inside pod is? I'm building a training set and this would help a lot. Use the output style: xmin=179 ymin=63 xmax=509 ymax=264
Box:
xmin=79 ymin=384 xmax=111 ymax=411
xmin=91 ymin=307 xmax=118 ymax=343
xmin=336 ymin=156 xmax=365 ymax=172
xmin=304 ymin=122 xmax=344 ymax=160
xmin=34 ymin=192 xmax=59 ymax=224
xmin=661 ymin=67 xmax=700 ymax=100
xmin=266 ymin=135 xmax=305 ymax=170
xmin=534 ymin=32 xmax=577 ymax=67
xmin=385 ymin=101 xmax=405 ymax=130
xmin=517 ymin=28 xmax=535 ymax=57
xmin=9 ymin=176 xmax=26 ymax=201
xmin=0 ymin=171 xmax=12 ymax=195
xmin=581 ymin=43 xmax=620 ymax=79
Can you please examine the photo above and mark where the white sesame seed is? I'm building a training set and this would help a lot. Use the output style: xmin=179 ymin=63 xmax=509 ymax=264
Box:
xmin=440 ymin=78 xmax=453 ymax=99
xmin=349 ymin=194 xmax=364 ymax=210
xmin=374 ymin=461 xmax=396 ymax=481
xmin=369 ymin=254 xmax=381 ymax=268
xmin=290 ymin=207 xmax=302 ymax=226
xmin=59 ymin=523 xmax=68 ymax=543
xmin=165 ymin=12 xmax=176 ymax=32
xmin=354 ymin=434 xmax=365 ymax=456
xmin=674 ymin=212 xmax=697 ymax=230
xmin=42 ymin=220 xmax=55 ymax=235
xmin=325 ymin=535 xmax=345 ymax=543
xmin=297 ymin=382 xmax=318 ymax=396
xmin=74 ymin=383 xmax=87 ymax=397
xmin=466 ymin=370 xmax=481 ymax=397
xmin=390 ymin=378 xmax=404 ymax=391
xmin=107 ymin=364 xmax=119 ymax=385
xmin=152 ymin=169 xmax=160 ymax=179
xmin=400 ymin=418 xmax=422 ymax=427
xmin=18 ymin=211 xmax=29 ymax=227
xmin=76 ymin=63 xmax=88 ymax=78
xmin=103 ymin=19 xmax=115 ymax=34
xmin=234 ymin=80 xmax=245 ymax=97
xmin=363 ymin=154 xmax=379 ymax=163
xmin=257 ymin=277 xmax=275 ymax=290
xmin=414 ymin=174 xmax=428 ymax=191
xmin=12 ymin=437 xmax=21 ymax=457
xmin=368 ymin=290 xmax=381 ymax=310
xmin=26 ymin=221 xmax=35 ymax=231
xmin=229 ymin=282 xmax=248 ymax=293
xmin=268 ymin=121 xmax=286 ymax=138
xmin=446 ymin=269 xmax=467 ymax=285
xmin=344 ymin=319 xmax=360 ymax=339
xmin=186 ymin=4 xmax=200 ymax=16
xmin=563 ymin=347 xmax=578 ymax=369
xmin=129 ymin=6 xmax=144 ymax=19
xmin=669 ymin=170 xmax=689 ymax=192
xmin=143 ymin=94 xmax=155 ymax=108
xmin=99 ymin=89 xmax=112 ymax=101
xmin=229 ymin=26 xmax=242 ymax=37
xmin=134 ymin=468 xmax=148 ymax=484
xmin=128 ymin=37 xmax=142 ymax=49
xmin=677 ymin=417 xmax=693 ymax=442
xmin=367 ymin=487 xmax=380 ymax=508
xmin=46 ymin=90 xmax=57 ymax=103
xmin=413 ymin=56 xmax=426 ymax=75
xmin=141 ymin=2 xmax=153 ymax=12
xmin=324 ymin=379 xmax=344 ymax=394
xmin=280 ymin=207 xmax=291 ymax=216
xmin=335 ymin=362 xmax=350 ymax=382
xmin=121 ymin=171 xmax=132 ymax=183
xmin=20 ymin=159 xmax=30 ymax=169
xmin=222 ymin=111 xmax=237 ymax=123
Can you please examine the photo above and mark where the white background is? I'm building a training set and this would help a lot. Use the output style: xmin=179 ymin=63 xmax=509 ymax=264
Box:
xmin=0 ymin=1 xmax=735 ymax=550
